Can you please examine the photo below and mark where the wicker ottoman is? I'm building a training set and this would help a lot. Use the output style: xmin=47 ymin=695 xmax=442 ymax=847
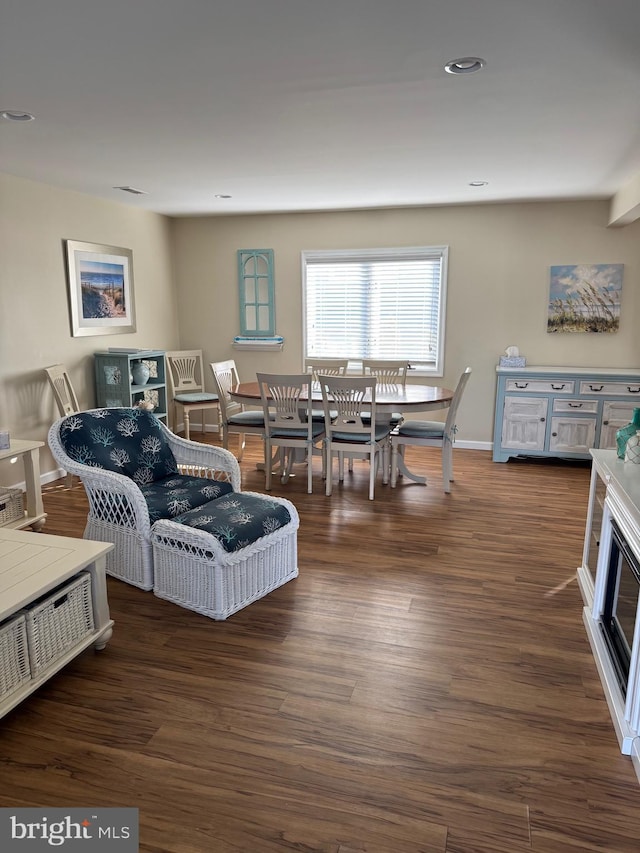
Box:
xmin=150 ymin=491 xmax=299 ymax=620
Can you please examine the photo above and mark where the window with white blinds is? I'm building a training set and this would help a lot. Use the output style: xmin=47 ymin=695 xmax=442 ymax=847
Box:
xmin=302 ymin=246 xmax=448 ymax=374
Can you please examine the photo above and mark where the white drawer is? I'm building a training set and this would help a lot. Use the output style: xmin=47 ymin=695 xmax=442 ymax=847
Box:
xmin=579 ymin=380 xmax=640 ymax=397
xmin=553 ymin=398 xmax=599 ymax=414
xmin=505 ymin=379 xmax=574 ymax=394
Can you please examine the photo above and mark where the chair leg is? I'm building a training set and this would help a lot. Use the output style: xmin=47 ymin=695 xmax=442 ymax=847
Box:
xmin=265 ymin=439 xmax=273 ymax=491
xmin=442 ymin=441 xmax=453 ymax=493
xmin=390 ymin=441 xmax=398 ymax=488
xmin=325 ymin=448 xmax=333 ymax=496
xmin=237 ymin=433 xmax=246 ymax=461
xmin=183 ymin=409 xmax=191 ymax=441
xmin=368 ymin=450 xmax=375 ymax=500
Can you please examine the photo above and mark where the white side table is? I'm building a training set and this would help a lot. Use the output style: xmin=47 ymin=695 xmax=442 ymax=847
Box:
xmin=0 ymin=439 xmax=46 ymax=531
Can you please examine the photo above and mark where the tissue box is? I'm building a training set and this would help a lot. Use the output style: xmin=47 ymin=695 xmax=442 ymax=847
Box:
xmin=499 ymin=356 xmax=526 ymax=368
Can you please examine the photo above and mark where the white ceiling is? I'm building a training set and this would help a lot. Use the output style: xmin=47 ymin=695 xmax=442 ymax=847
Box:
xmin=2 ymin=0 xmax=640 ymax=217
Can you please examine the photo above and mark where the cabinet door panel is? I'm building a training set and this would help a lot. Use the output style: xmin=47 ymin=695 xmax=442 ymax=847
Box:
xmin=549 ymin=417 xmax=596 ymax=454
xmin=501 ymin=396 xmax=547 ymax=450
xmin=599 ymin=401 xmax=637 ymax=449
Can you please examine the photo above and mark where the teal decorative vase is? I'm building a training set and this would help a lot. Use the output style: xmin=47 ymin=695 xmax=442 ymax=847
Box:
xmin=616 ymin=407 xmax=640 ymax=459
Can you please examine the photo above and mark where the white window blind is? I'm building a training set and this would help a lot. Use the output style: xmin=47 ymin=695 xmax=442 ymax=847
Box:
xmin=302 ymin=246 xmax=448 ymax=374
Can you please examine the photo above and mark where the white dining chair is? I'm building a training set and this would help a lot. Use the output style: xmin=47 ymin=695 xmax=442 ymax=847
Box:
xmin=44 ymin=364 xmax=80 ymax=417
xmin=390 ymin=367 xmax=472 ymax=492
xmin=210 ymin=359 xmax=265 ymax=461
xmin=362 ymin=359 xmax=409 ymax=386
xmin=319 ymin=374 xmax=391 ymax=501
xmin=165 ymin=350 xmax=219 ymax=440
xmin=304 ymin=358 xmax=349 ymax=382
xmin=44 ymin=364 xmax=81 ymax=487
xmin=257 ymin=372 xmax=325 ymax=494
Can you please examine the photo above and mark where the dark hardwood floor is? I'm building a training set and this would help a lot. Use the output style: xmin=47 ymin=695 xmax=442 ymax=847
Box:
xmin=2 ymin=436 xmax=639 ymax=852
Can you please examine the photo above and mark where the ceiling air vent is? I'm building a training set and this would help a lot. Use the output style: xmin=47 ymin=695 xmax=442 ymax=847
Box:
xmin=113 ymin=186 xmax=148 ymax=195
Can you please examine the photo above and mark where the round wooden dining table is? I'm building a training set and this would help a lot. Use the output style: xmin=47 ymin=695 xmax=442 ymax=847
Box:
xmin=230 ymin=381 xmax=454 ymax=484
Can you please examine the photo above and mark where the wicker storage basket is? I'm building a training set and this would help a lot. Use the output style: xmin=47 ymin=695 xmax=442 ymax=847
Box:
xmin=0 ymin=613 xmax=31 ymax=699
xmin=0 ymin=488 xmax=24 ymax=527
xmin=26 ymin=573 xmax=94 ymax=676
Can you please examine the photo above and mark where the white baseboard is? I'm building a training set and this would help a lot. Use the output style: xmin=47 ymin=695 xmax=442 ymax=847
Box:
xmin=174 ymin=421 xmax=221 ymax=436
xmin=455 ymin=440 xmax=493 ymax=452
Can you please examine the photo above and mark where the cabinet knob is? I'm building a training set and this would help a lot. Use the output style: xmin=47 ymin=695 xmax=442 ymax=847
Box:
xmin=540 ymin=417 xmax=546 ymax=422
xmin=603 ymin=420 xmax=609 ymax=425
xmin=552 ymin=432 xmax=558 ymax=437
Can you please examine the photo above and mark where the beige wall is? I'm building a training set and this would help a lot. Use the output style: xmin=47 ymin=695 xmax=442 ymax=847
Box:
xmin=0 ymin=173 xmax=179 ymax=481
xmin=2 ymin=172 xmax=639 ymax=485
xmin=172 ymin=200 xmax=640 ymax=446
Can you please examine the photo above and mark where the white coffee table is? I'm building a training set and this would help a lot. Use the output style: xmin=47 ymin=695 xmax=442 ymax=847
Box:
xmin=0 ymin=527 xmax=114 ymax=718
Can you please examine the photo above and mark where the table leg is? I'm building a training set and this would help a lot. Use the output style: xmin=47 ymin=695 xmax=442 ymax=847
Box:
xmin=23 ymin=448 xmax=47 ymax=529
xmin=86 ymin=554 xmax=114 ymax=650
xmin=392 ymin=445 xmax=427 ymax=486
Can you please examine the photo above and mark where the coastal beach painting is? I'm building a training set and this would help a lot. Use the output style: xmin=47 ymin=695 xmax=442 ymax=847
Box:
xmin=547 ymin=264 xmax=623 ymax=333
xmin=66 ymin=240 xmax=136 ymax=336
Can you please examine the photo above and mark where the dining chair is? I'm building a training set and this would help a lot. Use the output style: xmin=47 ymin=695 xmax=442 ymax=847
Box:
xmin=362 ymin=359 xmax=409 ymax=427
xmin=304 ymin=358 xmax=349 ymax=382
xmin=319 ymin=374 xmax=391 ymax=501
xmin=44 ymin=364 xmax=80 ymax=417
xmin=165 ymin=350 xmax=219 ymax=441
xmin=390 ymin=367 xmax=472 ymax=492
xmin=44 ymin=364 xmax=81 ymax=488
xmin=210 ymin=359 xmax=265 ymax=461
xmin=362 ymin=359 xmax=409 ymax=385
xmin=257 ymin=373 xmax=325 ymax=494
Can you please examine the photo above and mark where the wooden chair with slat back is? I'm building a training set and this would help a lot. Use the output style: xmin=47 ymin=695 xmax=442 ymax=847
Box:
xmin=304 ymin=358 xmax=349 ymax=382
xmin=44 ymin=364 xmax=80 ymax=417
xmin=319 ymin=374 xmax=391 ymax=501
xmin=362 ymin=359 xmax=410 ymax=386
xmin=165 ymin=350 xmax=219 ymax=441
xmin=44 ymin=364 xmax=81 ymax=487
xmin=257 ymin=372 xmax=325 ymax=494
xmin=390 ymin=367 xmax=472 ymax=493
xmin=210 ymin=359 xmax=265 ymax=461
xmin=362 ymin=359 xmax=409 ymax=428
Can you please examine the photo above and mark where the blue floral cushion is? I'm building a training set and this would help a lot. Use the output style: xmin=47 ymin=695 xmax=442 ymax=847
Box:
xmin=59 ymin=408 xmax=178 ymax=485
xmin=141 ymin=475 xmax=233 ymax=522
xmin=172 ymin=493 xmax=291 ymax=553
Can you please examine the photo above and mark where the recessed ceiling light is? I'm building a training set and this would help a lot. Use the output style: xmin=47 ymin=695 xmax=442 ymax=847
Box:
xmin=214 ymin=194 xmax=232 ymax=199
xmin=469 ymin=180 xmax=488 ymax=187
xmin=1 ymin=110 xmax=35 ymax=121
xmin=444 ymin=57 xmax=486 ymax=75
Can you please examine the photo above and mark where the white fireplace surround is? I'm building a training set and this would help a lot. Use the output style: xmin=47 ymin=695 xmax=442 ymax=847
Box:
xmin=579 ymin=450 xmax=640 ymax=782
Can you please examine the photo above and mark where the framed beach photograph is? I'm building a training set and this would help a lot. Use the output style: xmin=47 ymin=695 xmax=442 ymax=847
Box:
xmin=65 ymin=240 xmax=136 ymax=336
xmin=547 ymin=263 xmax=623 ymax=333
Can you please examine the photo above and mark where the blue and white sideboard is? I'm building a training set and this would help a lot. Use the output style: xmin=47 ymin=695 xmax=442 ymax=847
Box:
xmin=493 ymin=366 xmax=640 ymax=462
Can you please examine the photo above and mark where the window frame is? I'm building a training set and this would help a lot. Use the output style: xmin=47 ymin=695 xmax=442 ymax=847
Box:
xmin=301 ymin=245 xmax=448 ymax=377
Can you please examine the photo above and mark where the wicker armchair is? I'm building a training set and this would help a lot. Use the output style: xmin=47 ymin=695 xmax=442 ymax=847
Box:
xmin=48 ymin=407 xmax=241 ymax=591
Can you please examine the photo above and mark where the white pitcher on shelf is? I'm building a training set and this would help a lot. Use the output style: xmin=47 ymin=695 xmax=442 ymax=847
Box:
xmin=625 ymin=431 xmax=640 ymax=464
